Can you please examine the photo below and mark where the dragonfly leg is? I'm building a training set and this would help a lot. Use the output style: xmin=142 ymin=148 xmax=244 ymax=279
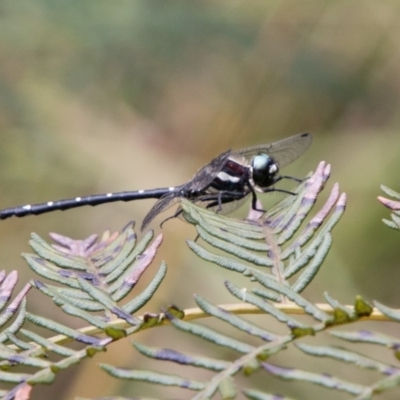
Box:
xmin=159 ymin=208 xmax=183 ymax=228
xmin=262 ymin=175 xmax=303 ymax=196
xmin=274 ymin=175 xmax=303 ymax=184
xmin=262 ymin=187 xmax=297 ymax=196
xmin=206 ymin=191 xmax=243 ymax=212
xmin=248 ymin=185 xmax=266 ymax=213
xmin=200 ymin=191 xmax=245 ymax=212
xmin=217 ymin=192 xmax=237 ymax=212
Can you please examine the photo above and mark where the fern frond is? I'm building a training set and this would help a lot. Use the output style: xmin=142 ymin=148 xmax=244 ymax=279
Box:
xmin=4 ymin=167 xmax=400 ymax=399
xmin=378 ymin=185 xmax=400 ymax=230
xmin=100 ymin=164 xmax=377 ymax=398
xmin=27 ymin=222 xmax=163 ymax=329
xmin=0 ymin=222 xmax=166 ymax=397
xmin=100 ymin=164 xmax=400 ymax=398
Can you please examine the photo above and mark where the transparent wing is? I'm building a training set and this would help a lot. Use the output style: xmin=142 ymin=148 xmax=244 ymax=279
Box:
xmin=233 ymin=133 xmax=312 ymax=168
xmin=141 ymin=192 xmax=180 ymax=231
xmin=182 ymin=149 xmax=232 ymax=192
xmin=141 ymin=150 xmax=232 ymax=231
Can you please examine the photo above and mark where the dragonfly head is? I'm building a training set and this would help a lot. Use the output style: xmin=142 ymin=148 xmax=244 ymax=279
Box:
xmin=250 ymin=154 xmax=279 ymax=189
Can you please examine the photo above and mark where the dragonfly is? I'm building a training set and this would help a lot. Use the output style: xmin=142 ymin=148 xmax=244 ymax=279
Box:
xmin=0 ymin=133 xmax=312 ymax=230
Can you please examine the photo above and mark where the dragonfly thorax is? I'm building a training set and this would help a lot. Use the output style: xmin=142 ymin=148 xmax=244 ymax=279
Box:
xmin=250 ymin=154 xmax=279 ymax=189
xmin=210 ymin=158 xmax=250 ymax=192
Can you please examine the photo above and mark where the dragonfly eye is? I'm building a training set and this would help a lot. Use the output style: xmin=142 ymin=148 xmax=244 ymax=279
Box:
xmin=251 ymin=154 xmax=279 ymax=188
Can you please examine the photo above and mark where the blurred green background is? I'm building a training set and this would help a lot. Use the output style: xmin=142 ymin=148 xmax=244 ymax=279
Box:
xmin=1 ymin=1 xmax=400 ymax=399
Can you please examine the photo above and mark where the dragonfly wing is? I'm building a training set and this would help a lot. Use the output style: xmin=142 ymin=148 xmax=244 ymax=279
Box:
xmin=141 ymin=192 xmax=180 ymax=231
xmin=182 ymin=149 xmax=232 ymax=192
xmin=141 ymin=150 xmax=232 ymax=231
xmin=233 ymin=133 xmax=312 ymax=168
